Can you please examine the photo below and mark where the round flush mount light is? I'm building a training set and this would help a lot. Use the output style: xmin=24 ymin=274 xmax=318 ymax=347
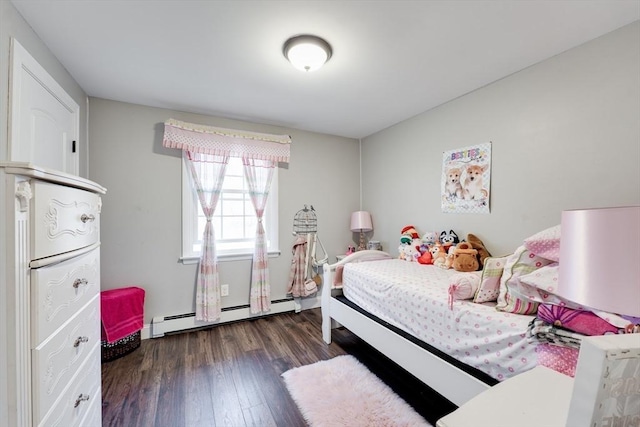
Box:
xmin=283 ymin=35 xmax=332 ymax=72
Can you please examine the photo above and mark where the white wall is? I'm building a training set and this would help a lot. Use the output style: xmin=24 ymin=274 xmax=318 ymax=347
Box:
xmin=88 ymin=98 xmax=360 ymax=324
xmin=361 ymin=22 xmax=640 ymax=256
xmin=0 ymin=1 xmax=90 ymax=176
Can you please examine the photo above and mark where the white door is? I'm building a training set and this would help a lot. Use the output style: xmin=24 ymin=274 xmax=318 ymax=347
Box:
xmin=9 ymin=38 xmax=79 ymax=175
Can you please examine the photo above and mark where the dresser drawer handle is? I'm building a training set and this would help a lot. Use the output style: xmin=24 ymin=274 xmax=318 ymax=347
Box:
xmin=74 ymin=394 xmax=90 ymax=408
xmin=73 ymin=278 xmax=88 ymax=288
xmin=74 ymin=336 xmax=89 ymax=347
xmin=80 ymin=213 xmax=95 ymax=223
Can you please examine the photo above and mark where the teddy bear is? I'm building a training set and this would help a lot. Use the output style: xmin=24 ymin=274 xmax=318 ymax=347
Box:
xmin=467 ymin=233 xmax=491 ymax=268
xmin=451 ymin=242 xmax=479 ymax=272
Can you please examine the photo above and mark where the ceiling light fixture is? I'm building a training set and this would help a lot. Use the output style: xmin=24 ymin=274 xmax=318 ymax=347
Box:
xmin=283 ymin=35 xmax=332 ymax=72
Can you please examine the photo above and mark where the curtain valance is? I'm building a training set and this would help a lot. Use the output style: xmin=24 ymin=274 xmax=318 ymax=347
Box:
xmin=163 ymin=118 xmax=291 ymax=163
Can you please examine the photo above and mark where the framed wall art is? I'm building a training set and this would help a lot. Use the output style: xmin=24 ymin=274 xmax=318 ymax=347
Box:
xmin=441 ymin=142 xmax=492 ymax=214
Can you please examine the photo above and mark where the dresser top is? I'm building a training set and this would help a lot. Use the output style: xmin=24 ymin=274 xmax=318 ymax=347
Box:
xmin=0 ymin=162 xmax=106 ymax=194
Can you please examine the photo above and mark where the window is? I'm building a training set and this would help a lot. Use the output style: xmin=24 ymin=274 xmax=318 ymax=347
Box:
xmin=181 ymin=154 xmax=279 ymax=261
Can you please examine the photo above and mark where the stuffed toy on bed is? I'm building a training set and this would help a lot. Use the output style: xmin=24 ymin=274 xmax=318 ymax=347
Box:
xmin=451 ymin=242 xmax=479 ymax=272
xmin=439 ymin=230 xmax=461 ymax=254
xmin=400 ymin=225 xmax=420 ymax=244
xmin=432 ymin=243 xmax=449 ymax=269
xmin=399 ymin=242 xmax=421 ymax=262
xmin=467 ymin=233 xmax=491 ymax=268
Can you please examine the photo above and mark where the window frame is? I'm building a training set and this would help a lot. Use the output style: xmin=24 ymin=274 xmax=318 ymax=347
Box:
xmin=180 ymin=153 xmax=280 ymax=263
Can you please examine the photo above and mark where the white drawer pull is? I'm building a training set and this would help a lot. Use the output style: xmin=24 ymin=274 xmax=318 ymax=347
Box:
xmin=80 ymin=213 xmax=95 ymax=223
xmin=74 ymin=394 xmax=90 ymax=408
xmin=73 ymin=336 xmax=89 ymax=347
xmin=73 ymin=278 xmax=88 ymax=288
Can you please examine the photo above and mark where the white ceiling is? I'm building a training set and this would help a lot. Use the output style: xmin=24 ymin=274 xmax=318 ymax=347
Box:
xmin=11 ymin=1 xmax=640 ymax=139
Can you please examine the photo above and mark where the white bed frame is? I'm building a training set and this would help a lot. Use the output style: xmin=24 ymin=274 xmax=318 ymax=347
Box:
xmin=321 ymin=250 xmax=492 ymax=407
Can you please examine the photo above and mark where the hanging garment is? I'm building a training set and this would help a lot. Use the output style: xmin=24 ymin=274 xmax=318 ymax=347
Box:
xmin=287 ymin=235 xmax=317 ymax=297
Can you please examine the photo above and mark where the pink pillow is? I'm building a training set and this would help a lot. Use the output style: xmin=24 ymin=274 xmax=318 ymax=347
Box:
xmin=523 ymin=224 xmax=561 ymax=262
xmin=448 ymin=272 xmax=481 ymax=309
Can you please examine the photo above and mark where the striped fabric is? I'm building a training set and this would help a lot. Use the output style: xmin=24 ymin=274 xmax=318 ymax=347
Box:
xmin=163 ymin=120 xmax=290 ymax=319
xmin=473 ymin=255 xmax=508 ymax=303
xmin=496 ymin=246 xmax=553 ymax=315
xmin=163 ymin=119 xmax=291 ymax=163
xmin=187 ymin=153 xmax=229 ymax=322
xmin=244 ymin=158 xmax=276 ymax=314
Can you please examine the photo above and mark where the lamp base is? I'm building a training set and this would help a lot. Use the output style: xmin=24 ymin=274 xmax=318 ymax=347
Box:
xmin=357 ymin=231 xmax=366 ymax=251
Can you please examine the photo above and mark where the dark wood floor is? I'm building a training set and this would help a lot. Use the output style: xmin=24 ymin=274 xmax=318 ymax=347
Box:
xmin=101 ymin=308 xmax=456 ymax=426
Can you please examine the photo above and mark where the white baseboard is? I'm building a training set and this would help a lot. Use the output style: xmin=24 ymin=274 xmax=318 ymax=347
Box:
xmin=141 ymin=324 xmax=151 ymax=340
xmin=148 ymin=299 xmax=296 ymax=338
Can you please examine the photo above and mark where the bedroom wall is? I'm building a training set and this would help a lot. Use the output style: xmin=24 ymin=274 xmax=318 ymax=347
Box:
xmin=361 ymin=21 xmax=640 ymax=257
xmin=0 ymin=1 xmax=90 ymax=175
xmin=88 ymin=98 xmax=360 ymax=324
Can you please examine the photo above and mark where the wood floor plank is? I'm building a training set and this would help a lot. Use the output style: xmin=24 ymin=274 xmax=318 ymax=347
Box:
xmin=242 ymin=403 xmax=278 ymax=427
xmin=102 ymin=308 xmax=456 ymax=426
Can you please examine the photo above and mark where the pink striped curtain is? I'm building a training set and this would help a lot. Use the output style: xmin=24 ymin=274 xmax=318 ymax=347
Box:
xmin=186 ymin=152 xmax=229 ymax=321
xmin=243 ymin=158 xmax=276 ymax=314
xmin=163 ymin=119 xmax=290 ymax=321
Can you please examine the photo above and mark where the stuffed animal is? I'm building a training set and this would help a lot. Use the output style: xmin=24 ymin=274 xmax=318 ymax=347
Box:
xmin=467 ymin=233 xmax=491 ymax=268
xmin=451 ymin=242 xmax=479 ymax=272
xmin=417 ymin=250 xmax=433 ymax=264
xmin=400 ymin=225 xmax=420 ymax=244
xmin=439 ymin=230 xmax=460 ymax=253
xmin=399 ymin=243 xmax=421 ymax=262
xmin=432 ymin=243 xmax=449 ymax=269
xmin=421 ymin=231 xmax=437 ymax=247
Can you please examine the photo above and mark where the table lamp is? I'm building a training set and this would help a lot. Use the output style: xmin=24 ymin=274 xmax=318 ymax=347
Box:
xmin=557 ymin=206 xmax=640 ymax=317
xmin=350 ymin=211 xmax=373 ymax=251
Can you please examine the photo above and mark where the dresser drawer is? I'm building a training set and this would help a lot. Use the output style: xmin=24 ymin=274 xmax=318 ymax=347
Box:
xmin=31 ymin=180 xmax=101 ymax=261
xmin=76 ymin=385 xmax=102 ymax=427
xmin=32 ymin=295 xmax=100 ymax=424
xmin=31 ymin=248 xmax=100 ymax=346
xmin=36 ymin=343 xmax=101 ymax=427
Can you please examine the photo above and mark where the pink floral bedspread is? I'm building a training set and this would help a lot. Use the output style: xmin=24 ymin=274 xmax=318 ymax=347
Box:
xmin=342 ymin=259 xmax=537 ymax=381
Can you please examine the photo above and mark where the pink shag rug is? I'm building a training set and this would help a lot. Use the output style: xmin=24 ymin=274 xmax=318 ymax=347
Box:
xmin=282 ymin=355 xmax=432 ymax=426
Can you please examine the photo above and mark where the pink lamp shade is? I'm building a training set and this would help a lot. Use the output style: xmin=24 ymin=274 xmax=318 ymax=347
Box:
xmin=557 ymin=206 xmax=640 ymax=318
xmin=350 ymin=211 xmax=373 ymax=232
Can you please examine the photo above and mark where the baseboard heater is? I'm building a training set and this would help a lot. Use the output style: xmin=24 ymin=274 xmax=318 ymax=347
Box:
xmin=150 ymin=298 xmax=296 ymax=338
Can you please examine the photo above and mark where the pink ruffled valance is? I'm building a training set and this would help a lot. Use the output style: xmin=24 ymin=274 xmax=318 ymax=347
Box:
xmin=163 ymin=118 xmax=291 ymax=163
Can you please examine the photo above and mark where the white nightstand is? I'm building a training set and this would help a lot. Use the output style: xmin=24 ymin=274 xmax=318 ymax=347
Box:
xmin=438 ymin=334 xmax=640 ymax=427
xmin=436 ymin=366 xmax=573 ymax=427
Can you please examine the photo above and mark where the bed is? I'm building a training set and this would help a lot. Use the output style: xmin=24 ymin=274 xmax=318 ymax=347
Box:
xmin=321 ymin=250 xmax=537 ymax=406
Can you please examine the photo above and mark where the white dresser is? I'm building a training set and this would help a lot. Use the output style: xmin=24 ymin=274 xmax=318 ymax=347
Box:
xmin=0 ymin=163 xmax=106 ymax=427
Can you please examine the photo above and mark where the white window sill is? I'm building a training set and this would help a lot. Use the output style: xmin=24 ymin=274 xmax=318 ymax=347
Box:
xmin=180 ymin=250 xmax=281 ymax=264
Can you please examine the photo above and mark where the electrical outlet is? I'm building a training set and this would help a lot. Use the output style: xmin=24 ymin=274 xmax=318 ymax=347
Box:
xmin=221 ymin=284 xmax=229 ymax=297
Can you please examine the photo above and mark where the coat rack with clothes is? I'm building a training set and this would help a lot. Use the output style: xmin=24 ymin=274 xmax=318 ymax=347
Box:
xmin=287 ymin=205 xmax=328 ymax=312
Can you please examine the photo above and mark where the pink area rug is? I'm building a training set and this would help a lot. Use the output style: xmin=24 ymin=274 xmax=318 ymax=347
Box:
xmin=282 ymin=355 xmax=431 ymax=426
